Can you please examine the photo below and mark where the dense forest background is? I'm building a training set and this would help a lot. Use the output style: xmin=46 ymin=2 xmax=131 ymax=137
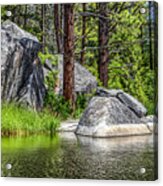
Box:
xmin=1 ymin=1 xmax=158 ymax=115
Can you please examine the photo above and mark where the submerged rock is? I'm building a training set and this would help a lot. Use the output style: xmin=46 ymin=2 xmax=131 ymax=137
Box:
xmin=57 ymin=120 xmax=79 ymax=132
xmin=75 ymin=90 xmax=153 ymax=137
xmin=1 ymin=20 xmax=46 ymax=110
xmin=145 ymin=115 xmax=158 ymax=124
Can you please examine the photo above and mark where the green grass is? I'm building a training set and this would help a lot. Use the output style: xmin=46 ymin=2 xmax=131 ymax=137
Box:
xmin=1 ymin=102 xmax=61 ymax=136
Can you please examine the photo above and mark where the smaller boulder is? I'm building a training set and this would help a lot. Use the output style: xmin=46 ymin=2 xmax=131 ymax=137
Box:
xmin=57 ymin=120 xmax=79 ymax=132
xmin=78 ymin=96 xmax=141 ymax=127
xmin=96 ymin=87 xmax=147 ymax=118
xmin=75 ymin=89 xmax=152 ymax=137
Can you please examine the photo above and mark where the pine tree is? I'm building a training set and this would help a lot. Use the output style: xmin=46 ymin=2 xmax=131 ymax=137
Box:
xmin=63 ymin=4 xmax=75 ymax=108
xmin=98 ymin=3 xmax=109 ymax=87
xmin=54 ymin=4 xmax=63 ymax=53
xmin=80 ymin=3 xmax=86 ymax=65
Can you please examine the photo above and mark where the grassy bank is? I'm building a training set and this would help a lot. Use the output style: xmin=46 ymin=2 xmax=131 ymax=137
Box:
xmin=1 ymin=103 xmax=61 ymax=136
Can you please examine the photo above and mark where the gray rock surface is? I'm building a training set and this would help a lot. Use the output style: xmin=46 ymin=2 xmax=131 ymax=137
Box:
xmin=74 ymin=62 xmax=97 ymax=93
xmin=145 ymin=115 xmax=157 ymax=124
xmin=77 ymin=96 xmax=142 ymax=127
xmin=57 ymin=120 xmax=79 ymax=132
xmin=96 ymin=87 xmax=123 ymax=97
xmin=75 ymin=94 xmax=152 ymax=137
xmin=1 ymin=20 xmax=46 ymax=110
xmin=117 ymin=93 xmax=147 ymax=118
xmin=43 ymin=56 xmax=97 ymax=94
xmin=96 ymin=87 xmax=147 ymax=117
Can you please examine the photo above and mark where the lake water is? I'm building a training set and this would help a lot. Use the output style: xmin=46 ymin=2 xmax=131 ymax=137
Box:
xmin=1 ymin=133 xmax=157 ymax=180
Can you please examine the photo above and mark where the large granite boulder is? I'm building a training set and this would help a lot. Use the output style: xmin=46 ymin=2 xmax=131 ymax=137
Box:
xmin=43 ymin=55 xmax=97 ymax=94
xmin=1 ymin=20 xmax=46 ymax=110
xmin=73 ymin=62 xmax=97 ymax=93
xmin=75 ymin=90 xmax=153 ymax=137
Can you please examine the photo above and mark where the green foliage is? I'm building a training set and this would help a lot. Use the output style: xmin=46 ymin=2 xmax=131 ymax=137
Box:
xmin=44 ymin=94 xmax=72 ymax=119
xmin=106 ymin=2 xmax=155 ymax=114
xmin=1 ymin=2 xmax=157 ymax=118
xmin=39 ymin=50 xmax=72 ymax=119
xmin=73 ymin=93 xmax=93 ymax=118
xmin=39 ymin=49 xmax=95 ymax=119
xmin=74 ymin=2 xmax=156 ymax=115
xmin=1 ymin=102 xmax=60 ymax=136
xmin=39 ymin=49 xmax=58 ymax=91
xmin=39 ymin=48 xmax=58 ymax=66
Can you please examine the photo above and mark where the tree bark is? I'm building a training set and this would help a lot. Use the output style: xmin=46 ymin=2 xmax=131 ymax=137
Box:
xmin=63 ymin=4 xmax=75 ymax=107
xmin=148 ymin=1 xmax=153 ymax=70
xmin=54 ymin=4 xmax=63 ymax=53
xmin=60 ymin=4 xmax=64 ymax=48
xmin=41 ymin=4 xmax=46 ymax=53
xmin=98 ymin=3 xmax=109 ymax=87
xmin=80 ymin=3 xmax=86 ymax=65
xmin=153 ymin=2 xmax=158 ymax=71
xmin=24 ymin=5 xmax=28 ymax=30
xmin=17 ymin=6 xmax=22 ymax=25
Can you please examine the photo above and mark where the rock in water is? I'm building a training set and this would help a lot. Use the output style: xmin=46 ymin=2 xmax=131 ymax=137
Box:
xmin=96 ymin=87 xmax=147 ymax=117
xmin=117 ymin=93 xmax=147 ymax=118
xmin=1 ymin=20 xmax=46 ymax=110
xmin=78 ymin=97 xmax=141 ymax=125
xmin=75 ymin=92 xmax=152 ymax=137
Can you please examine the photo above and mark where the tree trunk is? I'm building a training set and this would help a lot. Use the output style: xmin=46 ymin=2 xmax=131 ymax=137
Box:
xmin=17 ymin=6 xmax=22 ymax=25
xmin=11 ymin=6 xmax=16 ymax=22
xmin=24 ymin=5 xmax=28 ymax=30
xmin=98 ymin=3 xmax=109 ymax=87
xmin=41 ymin=4 xmax=46 ymax=53
xmin=80 ymin=3 xmax=86 ymax=65
xmin=60 ymin=4 xmax=64 ymax=48
xmin=63 ymin=4 xmax=75 ymax=107
xmin=153 ymin=2 xmax=158 ymax=71
xmin=148 ymin=1 xmax=153 ymax=70
xmin=153 ymin=2 xmax=158 ymax=112
xmin=54 ymin=4 xmax=63 ymax=53
xmin=140 ymin=24 xmax=145 ymax=60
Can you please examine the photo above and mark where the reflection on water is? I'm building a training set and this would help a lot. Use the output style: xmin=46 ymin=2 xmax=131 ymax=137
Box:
xmin=1 ymin=133 xmax=157 ymax=180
